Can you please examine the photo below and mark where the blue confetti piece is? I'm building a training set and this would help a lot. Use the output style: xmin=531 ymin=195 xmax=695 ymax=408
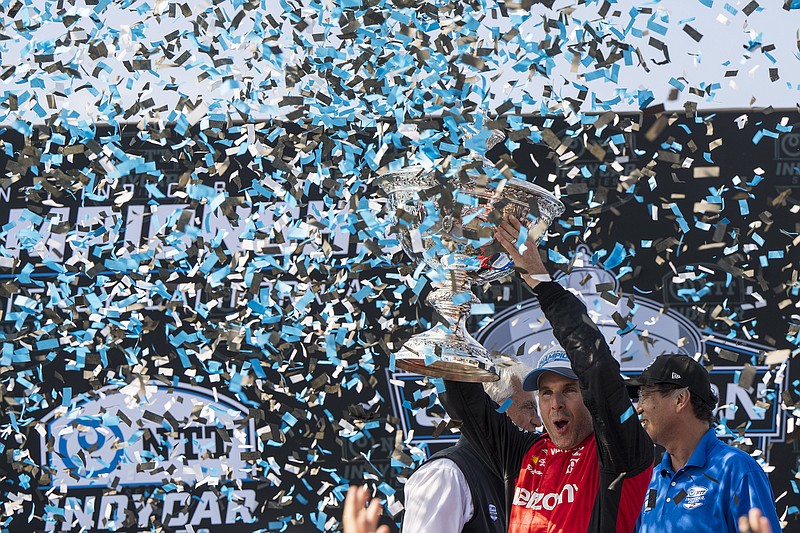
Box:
xmin=10 ymin=119 xmax=32 ymax=136
xmin=176 ymin=349 xmax=191 ymax=369
xmin=514 ymin=225 xmax=529 ymax=251
xmin=605 ymin=243 xmax=627 ymax=270
xmin=739 ymin=199 xmax=750 ymax=216
xmin=411 ymin=276 xmax=427 ymax=296
xmin=229 ymin=371 xmax=243 ymax=394
xmin=208 ymin=265 xmax=231 ymax=287
xmin=646 ymin=18 xmax=668 ymax=35
xmin=471 ymin=303 xmax=494 ymax=315
xmin=61 ymin=387 xmax=72 ymax=408
xmin=352 ymin=285 xmax=373 ymax=302
xmin=548 ymin=248 xmax=569 ymax=264
xmin=44 ymin=505 xmax=65 ymax=518
xmin=452 ymin=291 xmax=472 ymax=305
xmin=620 ymin=405 xmax=636 ymax=424
xmin=294 ymin=290 xmax=314 ymax=313
xmin=668 ymin=77 xmax=686 ymax=91
xmin=496 ymin=397 xmax=513 ymax=414
xmin=36 ymin=338 xmax=59 ymax=351
xmin=377 ymin=482 xmax=395 ymax=496
xmin=199 ymin=254 xmax=219 ymax=275
xmin=282 ymin=412 xmax=298 ymax=429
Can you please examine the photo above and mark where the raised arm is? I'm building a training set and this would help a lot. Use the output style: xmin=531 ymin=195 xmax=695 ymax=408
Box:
xmin=497 ymin=217 xmax=653 ymax=475
xmin=440 ymin=381 xmax=538 ymax=480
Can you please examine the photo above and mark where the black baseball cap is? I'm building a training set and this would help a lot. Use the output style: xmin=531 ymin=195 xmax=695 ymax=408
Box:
xmin=626 ymin=354 xmax=717 ymax=408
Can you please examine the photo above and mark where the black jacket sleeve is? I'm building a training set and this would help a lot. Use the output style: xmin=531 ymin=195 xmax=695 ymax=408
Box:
xmin=440 ymin=381 xmax=540 ymax=488
xmin=533 ymin=281 xmax=654 ymax=476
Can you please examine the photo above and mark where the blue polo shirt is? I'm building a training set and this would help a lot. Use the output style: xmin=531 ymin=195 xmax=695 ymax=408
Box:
xmin=636 ymin=428 xmax=781 ymax=532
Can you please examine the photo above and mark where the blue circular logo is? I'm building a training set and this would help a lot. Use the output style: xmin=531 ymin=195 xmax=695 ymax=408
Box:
xmin=56 ymin=416 xmax=125 ymax=478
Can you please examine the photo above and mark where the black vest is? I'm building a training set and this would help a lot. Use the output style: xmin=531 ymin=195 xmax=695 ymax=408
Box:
xmin=426 ymin=436 xmax=506 ymax=533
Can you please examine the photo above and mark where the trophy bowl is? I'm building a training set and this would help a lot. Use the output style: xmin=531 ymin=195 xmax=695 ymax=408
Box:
xmin=379 ymin=164 xmax=564 ymax=382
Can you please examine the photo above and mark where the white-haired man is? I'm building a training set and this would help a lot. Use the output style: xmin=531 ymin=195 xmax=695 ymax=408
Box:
xmin=401 ymin=361 xmax=541 ymax=533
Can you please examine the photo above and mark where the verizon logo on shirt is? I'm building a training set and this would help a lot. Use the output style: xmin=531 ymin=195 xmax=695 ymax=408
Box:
xmin=512 ymin=484 xmax=578 ymax=510
xmin=509 ymin=437 xmax=598 ymax=533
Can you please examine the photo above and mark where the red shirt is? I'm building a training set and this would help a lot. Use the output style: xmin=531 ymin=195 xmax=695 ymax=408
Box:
xmin=510 ymin=434 xmax=651 ymax=533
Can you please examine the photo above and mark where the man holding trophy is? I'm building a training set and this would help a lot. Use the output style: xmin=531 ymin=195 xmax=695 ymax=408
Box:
xmin=380 ymin=142 xmax=653 ymax=531
xmin=440 ymin=215 xmax=654 ymax=532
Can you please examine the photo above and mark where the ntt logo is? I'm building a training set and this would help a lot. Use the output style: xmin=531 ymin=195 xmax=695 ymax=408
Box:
xmin=56 ymin=416 xmax=126 ymax=478
xmin=40 ymin=380 xmax=258 ymax=489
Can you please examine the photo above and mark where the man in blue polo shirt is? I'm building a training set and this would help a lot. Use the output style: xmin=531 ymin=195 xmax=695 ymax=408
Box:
xmin=627 ymin=354 xmax=781 ymax=532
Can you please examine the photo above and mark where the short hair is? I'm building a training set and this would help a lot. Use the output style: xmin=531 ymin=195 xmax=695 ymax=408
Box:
xmin=654 ymin=383 xmax=718 ymax=425
xmin=690 ymin=390 xmax=718 ymax=425
xmin=484 ymin=360 xmax=535 ymax=404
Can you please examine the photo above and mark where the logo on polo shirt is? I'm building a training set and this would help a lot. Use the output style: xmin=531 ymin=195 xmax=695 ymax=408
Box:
xmin=566 ymin=448 xmax=582 ymax=473
xmin=489 ymin=503 xmax=498 ymax=522
xmin=566 ymin=457 xmax=580 ymax=474
xmin=527 ymin=453 xmax=545 ymax=476
xmin=683 ymin=486 xmax=708 ymax=509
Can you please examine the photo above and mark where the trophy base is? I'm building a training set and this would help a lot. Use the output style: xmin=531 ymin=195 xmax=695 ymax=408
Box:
xmin=393 ymin=327 xmax=498 ymax=382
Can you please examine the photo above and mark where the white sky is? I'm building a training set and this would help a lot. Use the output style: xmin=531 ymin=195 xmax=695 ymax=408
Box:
xmin=0 ymin=0 xmax=798 ymax=130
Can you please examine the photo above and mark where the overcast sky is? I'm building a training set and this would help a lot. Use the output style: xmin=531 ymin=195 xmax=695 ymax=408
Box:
xmin=1 ymin=0 xmax=799 ymax=130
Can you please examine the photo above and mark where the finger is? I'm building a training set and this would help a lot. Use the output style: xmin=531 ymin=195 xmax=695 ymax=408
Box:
xmin=749 ymin=508 xmax=770 ymax=533
xmin=366 ymin=497 xmax=383 ymax=524
xmin=495 ymin=224 xmax=516 ymax=243
xmin=377 ymin=527 xmax=390 ymax=533
xmin=497 ymin=233 xmax=522 ymax=257
xmin=739 ymin=514 xmax=753 ymax=533
xmin=344 ymin=486 xmax=358 ymax=521
xmin=343 ymin=486 xmax=361 ymax=533
xmin=507 ymin=218 xmax=539 ymax=246
xmin=496 ymin=219 xmax=514 ymax=238
xmin=494 ymin=226 xmax=518 ymax=248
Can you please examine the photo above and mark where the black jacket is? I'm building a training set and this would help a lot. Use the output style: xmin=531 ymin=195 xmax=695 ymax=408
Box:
xmin=425 ymin=436 xmax=507 ymax=533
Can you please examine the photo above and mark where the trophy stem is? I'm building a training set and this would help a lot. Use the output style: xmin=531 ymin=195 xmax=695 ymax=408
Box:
xmin=392 ymin=266 xmax=498 ymax=382
xmin=428 ymin=268 xmax=476 ymax=335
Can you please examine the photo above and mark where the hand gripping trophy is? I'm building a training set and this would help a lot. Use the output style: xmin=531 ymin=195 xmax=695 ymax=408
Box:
xmin=379 ymin=132 xmax=564 ymax=382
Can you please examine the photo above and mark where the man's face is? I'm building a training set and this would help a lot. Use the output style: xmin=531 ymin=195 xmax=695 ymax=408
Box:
xmin=537 ymin=372 xmax=593 ymax=450
xmin=635 ymin=386 xmax=681 ymax=446
xmin=505 ymin=376 xmax=541 ymax=432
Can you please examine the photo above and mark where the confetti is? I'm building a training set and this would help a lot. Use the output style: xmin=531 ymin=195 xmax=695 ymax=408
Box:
xmin=1 ymin=1 xmax=799 ymax=531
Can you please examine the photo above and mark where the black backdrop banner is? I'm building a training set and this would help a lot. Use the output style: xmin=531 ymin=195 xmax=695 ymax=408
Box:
xmin=0 ymin=108 xmax=799 ymax=532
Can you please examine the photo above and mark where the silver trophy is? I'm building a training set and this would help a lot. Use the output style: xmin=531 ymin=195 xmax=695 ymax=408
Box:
xmin=379 ymin=137 xmax=564 ymax=382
